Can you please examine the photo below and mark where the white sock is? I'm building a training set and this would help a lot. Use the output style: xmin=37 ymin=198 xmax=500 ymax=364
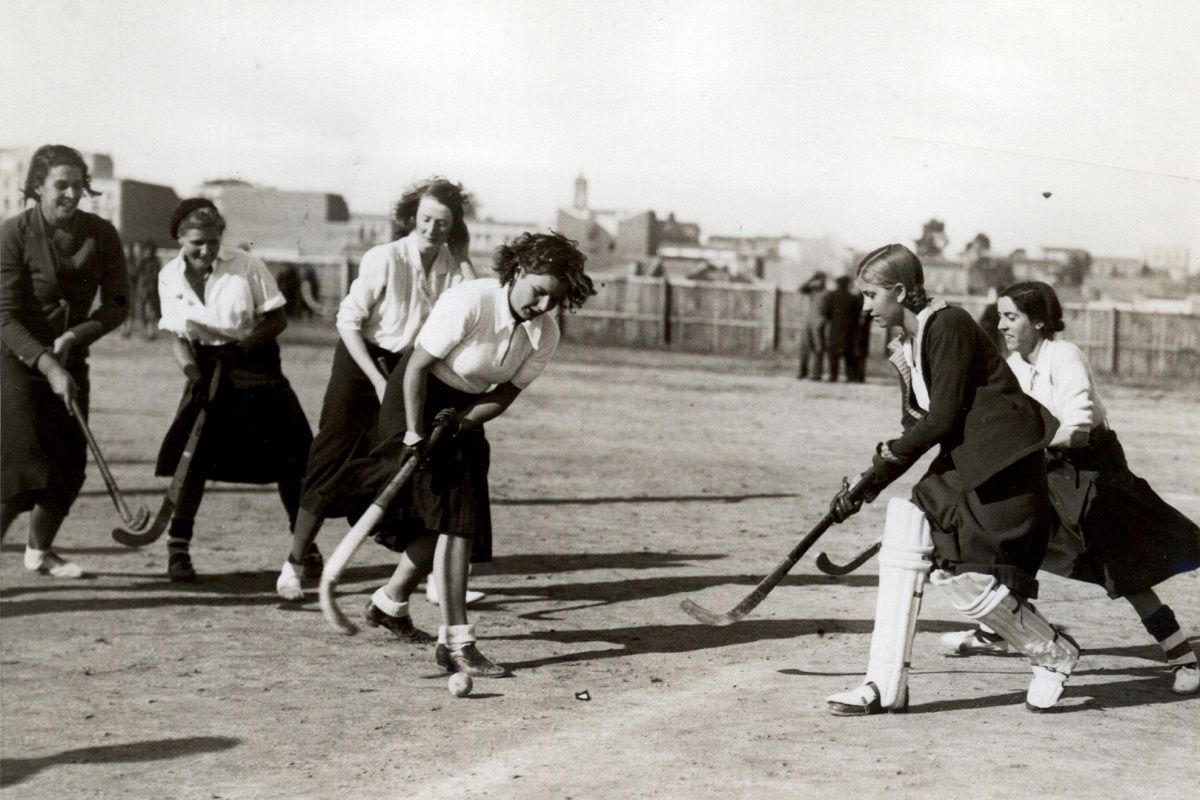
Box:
xmin=24 ymin=547 xmax=46 ymax=569
xmin=437 ymin=625 xmax=447 ymax=645
xmin=446 ymin=623 xmax=475 ymax=650
xmin=370 ymin=587 xmax=408 ymax=618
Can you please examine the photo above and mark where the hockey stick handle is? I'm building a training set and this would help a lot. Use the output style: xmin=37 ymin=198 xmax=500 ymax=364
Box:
xmin=70 ymin=397 xmax=136 ymax=520
xmin=319 ymin=425 xmax=447 ymax=634
xmin=681 ymin=472 xmax=875 ymax=625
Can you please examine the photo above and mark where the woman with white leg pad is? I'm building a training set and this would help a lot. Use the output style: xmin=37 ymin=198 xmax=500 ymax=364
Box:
xmin=826 ymin=244 xmax=1075 ymax=716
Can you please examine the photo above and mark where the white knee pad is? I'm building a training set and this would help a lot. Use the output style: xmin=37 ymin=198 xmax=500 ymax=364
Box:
xmin=931 ymin=570 xmax=1078 ymax=672
xmin=863 ymin=498 xmax=934 ymax=707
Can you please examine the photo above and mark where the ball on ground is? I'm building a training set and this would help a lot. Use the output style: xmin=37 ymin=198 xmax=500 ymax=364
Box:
xmin=448 ymin=672 xmax=473 ymax=697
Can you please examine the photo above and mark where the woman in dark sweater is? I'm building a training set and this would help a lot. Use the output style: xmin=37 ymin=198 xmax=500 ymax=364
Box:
xmin=825 ymin=244 xmax=1076 ymax=715
xmin=1 ymin=144 xmax=129 ymax=577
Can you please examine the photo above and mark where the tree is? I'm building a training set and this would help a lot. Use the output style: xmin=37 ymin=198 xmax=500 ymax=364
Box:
xmin=915 ymin=219 xmax=948 ymax=258
xmin=1057 ymin=249 xmax=1092 ymax=287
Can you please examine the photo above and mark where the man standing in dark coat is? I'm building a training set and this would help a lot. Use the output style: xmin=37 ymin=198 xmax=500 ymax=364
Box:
xmin=826 ymin=275 xmax=864 ymax=382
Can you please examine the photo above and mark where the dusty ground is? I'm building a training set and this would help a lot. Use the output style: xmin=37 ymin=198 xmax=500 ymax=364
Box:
xmin=2 ymin=328 xmax=1198 ymax=799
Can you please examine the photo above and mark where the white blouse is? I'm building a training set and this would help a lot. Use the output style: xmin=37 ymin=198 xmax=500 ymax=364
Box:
xmin=158 ymin=249 xmax=285 ymax=344
xmin=336 ymin=233 xmax=460 ymax=352
xmin=1006 ymin=338 xmax=1108 ymax=448
xmin=901 ymin=300 xmax=946 ymax=412
xmin=417 ymin=278 xmax=560 ymax=394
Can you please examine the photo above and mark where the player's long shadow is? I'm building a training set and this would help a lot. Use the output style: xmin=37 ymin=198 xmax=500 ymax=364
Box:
xmin=480 ymin=550 xmax=727 ymax=576
xmin=900 ymin=673 xmax=1196 ymax=714
xmin=480 ymin=571 xmax=876 ymax=621
xmin=495 ymin=617 xmax=968 ymax=670
xmin=77 ymin=487 xmax=801 ymax=503
xmin=0 ymin=735 xmax=240 ymax=789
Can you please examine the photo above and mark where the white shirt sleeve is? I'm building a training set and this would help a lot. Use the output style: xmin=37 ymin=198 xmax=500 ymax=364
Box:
xmin=509 ymin=320 xmax=560 ymax=389
xmin=417 ymin=288 xmax=478 ymax=358
xmin=1048 ymin=341 xmax=1096 ymax=448
xmin=157 ymin=263 xmax=187 ymax=337
xmin=336 ymin=248 xmax=388 ymax=331
xmin=247 ymin=255 xmax=286 ymax=315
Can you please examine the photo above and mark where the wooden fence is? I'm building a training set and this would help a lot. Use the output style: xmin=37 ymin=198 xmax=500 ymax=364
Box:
xmin=561 ymin=275 xmax=1200 ymax=380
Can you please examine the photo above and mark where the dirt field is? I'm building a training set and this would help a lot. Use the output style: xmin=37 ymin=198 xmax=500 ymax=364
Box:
xmin=2 ymin=329 xmax=1198 ymax=799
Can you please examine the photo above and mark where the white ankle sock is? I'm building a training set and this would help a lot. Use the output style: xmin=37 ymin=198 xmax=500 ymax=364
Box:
xmin=437 ymin=625 xmax=447 ymax=645
xmin=446 ymin=624 xmax=475 ymax=649
xmin=371 ymin=587 xmax=407 ymax=618
xmin=24 ymin=547 xmax=45 ymax=569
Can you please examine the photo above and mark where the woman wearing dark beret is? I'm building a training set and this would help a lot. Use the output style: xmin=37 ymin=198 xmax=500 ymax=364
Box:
xmin=1 ymin=145 xmax=130 ymax=577
xmin=154 ymin=198 xmax=312 ymax=582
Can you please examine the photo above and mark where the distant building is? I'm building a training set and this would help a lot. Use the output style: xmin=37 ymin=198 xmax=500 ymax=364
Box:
xmin=920 ymin=256 xmax=969 ymax=295
xmin=555 ymin=175 xmax=699 ymax=273
xmin=1144 ymin=246 xmax=1193 ymax=280
xmin=197 ymin=179 xmax=357 ymax=257
xmin=761 ymin=236 xmax=852 ymax=291
xmin=1090 ymin=256 xmax=1144 ymax=279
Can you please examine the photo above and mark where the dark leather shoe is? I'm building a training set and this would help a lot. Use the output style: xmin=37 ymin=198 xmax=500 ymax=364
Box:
xmin=435 ymin=643 xmax=451 ymax=672
xmin=168 ymin=551 xmax=196 ymax=583
xmin=301 ymin=545 xmax=324 ymax=582
xmin=446 ymin=642 xmax=509 ymax=677
xmin=362 ymin=600 xmax=434 ymax=643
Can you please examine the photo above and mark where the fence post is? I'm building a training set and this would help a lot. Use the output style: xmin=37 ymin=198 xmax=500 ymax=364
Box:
xmin=1109 ymin=308 xmax=1120 ymax=374
xmin=661 ymin=276 xmax=672 ymax=346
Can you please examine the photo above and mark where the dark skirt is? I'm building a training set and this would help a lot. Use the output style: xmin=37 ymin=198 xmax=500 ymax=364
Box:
xmin=155 ymin=341 xmax=312 ymax=484
xmin=913 ymin=449 xmax=1051 ymax=600
xmin=1 ymin=349 xmax=90 ymax=512
xmin=319 ymin=369 xmax=493 ymax=563
xmin=1039 ymin=428 xmax=1200 ymax=597
xmin=297 ymin=339 xmax=405 ymax=516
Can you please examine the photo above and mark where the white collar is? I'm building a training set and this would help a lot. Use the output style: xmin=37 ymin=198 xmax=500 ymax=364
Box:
xmin=493 ymin=281 xmax=544 ymax=349
xmin=402 ymin=234 xmax=451 ymax=279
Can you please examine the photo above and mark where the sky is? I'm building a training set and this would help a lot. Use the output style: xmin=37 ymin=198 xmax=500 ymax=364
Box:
xmin=2 ymin=0 xmax=1197 ymax=259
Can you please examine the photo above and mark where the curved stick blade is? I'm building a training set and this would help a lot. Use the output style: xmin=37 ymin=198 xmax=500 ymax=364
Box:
xmin=112 ymin=502 xmax=172 ymax=547
xmin=319 ymin=508 xmax=382 ymax=635
xmin=815 ymin=539 xmax=881 ymax=576
xmin=680 ymin=598 xmax=739 ymax=627
xmin=123 ymin=504 xmax=153 ymax=533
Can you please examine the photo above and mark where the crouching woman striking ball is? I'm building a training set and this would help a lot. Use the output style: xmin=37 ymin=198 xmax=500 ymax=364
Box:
xmin=1 ymin=144 xmax=129 ymax=576
xmin=941 ymin=281 xmax=1200 ymax=694
xmin=324 ymin=231 xmax=594 ymax=676
xmin=155 ymin=199 xmax=313 ymax=581
xmin=825 ymin=244 xmax=1076 ymax=715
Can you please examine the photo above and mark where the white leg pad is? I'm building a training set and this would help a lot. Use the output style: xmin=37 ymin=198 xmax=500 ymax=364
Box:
xmin=931 ymin=570 xmax=1080 ymax=710
xmin=860 ymin=498 xmax=934 ymax=707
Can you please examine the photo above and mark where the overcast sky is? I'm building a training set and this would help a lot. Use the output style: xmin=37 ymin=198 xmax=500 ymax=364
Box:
xmin=3 ymin=0 xmax=1197 ymax=259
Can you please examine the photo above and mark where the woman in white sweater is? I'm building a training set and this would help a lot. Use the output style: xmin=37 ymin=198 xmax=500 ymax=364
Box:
xmin=943 ymin=281 xmax=1200 ymax=695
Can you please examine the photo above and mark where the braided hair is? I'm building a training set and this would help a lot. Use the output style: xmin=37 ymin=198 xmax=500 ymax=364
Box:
xmin=855 ymin=244 xmax=930 ymax=312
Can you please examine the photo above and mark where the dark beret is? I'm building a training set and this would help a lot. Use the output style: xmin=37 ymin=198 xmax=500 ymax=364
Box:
xmin=169 ymin=197 xmax=220 ymax=238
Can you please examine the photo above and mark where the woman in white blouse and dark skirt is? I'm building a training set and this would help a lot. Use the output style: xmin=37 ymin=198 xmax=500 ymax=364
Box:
xmin=155 ymin=199 xmax=312 ymax=582
xmin=942 ymin=281 xmax=1200 ymax=694
xmin=276 ymin=178 xmax=477 ymax=601
xmin=326 ymin=231 xmax=595 ymax=677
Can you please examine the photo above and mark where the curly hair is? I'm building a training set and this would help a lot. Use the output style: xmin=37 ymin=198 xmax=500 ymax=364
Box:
xmin=391 ymin=177 xmax=470 ymax=248
xmin=1001 ymin=281 xmax=1065 ymax=338
xmin=856 ymin=243 xmax=930 ymax=312
xmin=22 ymin=144 xmax=100 ymax=202
xmin=495 ymin=231 xmax=596 ymax=313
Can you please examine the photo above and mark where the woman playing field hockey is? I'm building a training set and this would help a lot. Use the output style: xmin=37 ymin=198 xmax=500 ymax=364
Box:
xmin=155 ymin=198 xmax=312 ymax=582
xmin=825 ymin=244 xmax=1077 ymax=715
xmin=276 ymin=177 xmax=479 ymax=601
xmin=940 ymin=281 xmax=1200 ymax=694
xmin=0 ymin=144 xmax=129 ymax=577
xmin=326 ymin=231 xmax=594 ymax=676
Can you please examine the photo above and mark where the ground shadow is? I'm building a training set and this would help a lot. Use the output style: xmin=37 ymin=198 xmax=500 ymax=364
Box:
xmin=901 ymin=674 xmax=1197 ymax=714
xmin=0 ymin=735 xmax=240 ymax=788
xmin=75 ymin=488 xmax=800 ymax=505
xmin=495 ymin=617 xmax=970 ymax=670
xmin=478 ymin=550 xmax=727 ymax=576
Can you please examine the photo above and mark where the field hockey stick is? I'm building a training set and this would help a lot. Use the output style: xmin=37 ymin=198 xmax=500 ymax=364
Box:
xmin=112 ymin=360 xmax=224 ymax=547
xmin=815 ymin=536 xmax=882 ymax=576
xmin=69 ymin=397 xmax=152 ymax=531
xmin=319 ymin=424 xmax=448 ymax=635
xmin=680 ymin=473 xmax=873 ymax=626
